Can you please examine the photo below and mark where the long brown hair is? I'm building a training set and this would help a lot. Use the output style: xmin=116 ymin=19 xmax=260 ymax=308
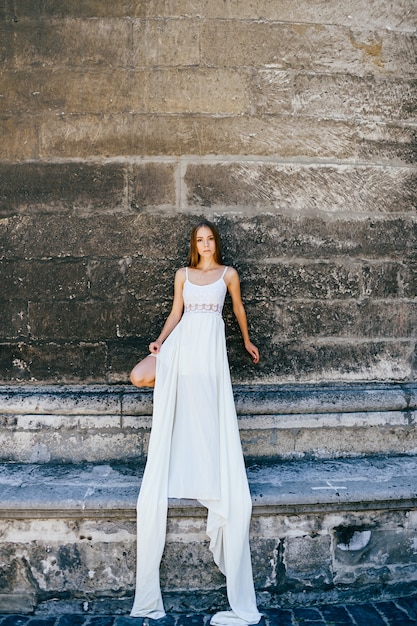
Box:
xmin=187 ymin=219 xmax=223 ymax=267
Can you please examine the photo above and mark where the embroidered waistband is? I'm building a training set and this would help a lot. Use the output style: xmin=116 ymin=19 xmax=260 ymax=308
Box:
xmin=184 ymin=303 xmax=222 ymax=316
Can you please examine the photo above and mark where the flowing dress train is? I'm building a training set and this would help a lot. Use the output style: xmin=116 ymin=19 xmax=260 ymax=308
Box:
xmin=130 ymin=267 xmax=261 ymax=626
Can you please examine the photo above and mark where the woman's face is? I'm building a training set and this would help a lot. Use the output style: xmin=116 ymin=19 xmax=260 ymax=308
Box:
xmin=195 ymin=226 xmax=216 ymax=260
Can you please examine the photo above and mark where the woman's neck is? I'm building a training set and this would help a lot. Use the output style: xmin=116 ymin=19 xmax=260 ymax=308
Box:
xmin=196 ymin=259 xmax=221 ymax=272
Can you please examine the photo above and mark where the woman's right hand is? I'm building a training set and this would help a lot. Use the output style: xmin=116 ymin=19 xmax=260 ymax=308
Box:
xmin=149 ymin=340 xmax=162 ymax=355
xmin=245 ymin=340 xmax=260 ymax=364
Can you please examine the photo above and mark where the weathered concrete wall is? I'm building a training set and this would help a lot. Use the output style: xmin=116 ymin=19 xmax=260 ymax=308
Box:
xmin=0 ymin=1 xmax=416 ymax=383
xmin=4 ymin=509 xmax=417 ymax=614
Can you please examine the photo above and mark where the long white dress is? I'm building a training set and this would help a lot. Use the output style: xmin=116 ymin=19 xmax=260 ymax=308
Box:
xmin=130 ymin=267 xmax=261 ymax=626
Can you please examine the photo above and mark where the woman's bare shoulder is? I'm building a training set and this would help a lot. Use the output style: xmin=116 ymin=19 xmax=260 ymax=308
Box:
xmin=224 ymin=266 xmax=239 ymax=283
xmin=175 ymin=267 xmax=187 ymax=282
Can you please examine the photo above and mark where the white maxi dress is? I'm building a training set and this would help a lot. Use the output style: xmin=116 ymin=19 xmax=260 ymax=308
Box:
xmin=130 ymin=267 xmax=261 ymax=626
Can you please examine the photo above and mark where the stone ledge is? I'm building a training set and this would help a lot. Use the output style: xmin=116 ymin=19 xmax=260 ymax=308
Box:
xmin=1 ymin=455 xmax=416 ymax=519
xmin=1 ymin=383 xmax=416 ymax=416
xmin=1 ymin=455 xmax=417 ymax=614
xmin=1 ymin=383 xmax=416 ymax=463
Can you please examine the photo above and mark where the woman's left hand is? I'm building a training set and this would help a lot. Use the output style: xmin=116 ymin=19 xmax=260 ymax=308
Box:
xmin=245 ymin=341 xmax=260 ymax=364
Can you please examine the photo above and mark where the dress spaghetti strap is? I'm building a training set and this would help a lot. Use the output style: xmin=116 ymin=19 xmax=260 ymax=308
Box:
xmin=221 ymin=266 xmax=228 ymax=279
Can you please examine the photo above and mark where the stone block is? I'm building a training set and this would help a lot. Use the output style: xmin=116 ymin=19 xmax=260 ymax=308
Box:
xmin=293 ymin=423 xmax=417 ymax=459
xmin=87 ymin=258 xmax=177 ymax=304
xmin=0 ymin=260 xmax=88 ymax=302
xmin=0 ymin=300 xmax=28 ymax=340
xmin=279 ymin=301 xmax=417 ymax=340
xmin=0 ymin=386 xmax=124 ymax=417
xmin=122 ymin=259 xmax=178 ymax=302
xmin=333 ymin=526 xmax=417 ymax=586
xmin=402 ymin=265 xmax=417 ymax=299
xmin=2 ymin=1 xmax=56 ymax=20
xmin=87 ymin=259 xmax=133 ymax=300
xmin=0 ymin=162 xmax=126 ymax=217
xmin=0 ymin=342 xmax=107 ymax=383
xmin=36 ymin=111 xmax=415 ymax=161
xmin=39 ymin=113 xmax=146 ymax=159
xmin=361 ymin=262 xmax=404 ymax=298
xmin=28 ymin=299 xmax=155 ymax=341
xmin=233 ymin=383 xmax=410 ymax=416
xmin=357 ymin=301 xmax=417 ymax=338
xmin=250 ymin=71 xmax=293 ymax=116
xmin=133 ymin=18 xmax=200 ymax=67
xmin=251 ymin=258 xmax=403 ymax=301
xmin=240 ymin=411 xmax=417 ymax=460
xmin=162 ymin=520 xmax=224 ymax=590
xmin=0 ymin=426 xmax=147 ymax=465
xmin=15 ymin=413 xmax=122 ymax=432
xmin=154 ymin=1 xmax=417 ymax=30
xmin=144 ymin=115 xmax=377 ymax=160
xmin=0 ymin=68 xmax=141 ymax=116
xmin=26 ymin=0 xmax=414 ymax=31
xmin=120 ymin=387 xmax=156 ymax=418
xmin=107 ymin=340 xmax=151 ymax=385
xmin=343 ymin=216 xmax=416 ymax=261
xmin=145 ymin=68 xmax=250 ymax=115
xmin=405 ymin=386 xmax=417 ymax=411
xmin=130 ymin=162 xmax=177 ymax=210
xmin=0 ymin=593 xmax=35 ymax=614
xmin=41 ymin=1 xmax=147 ymax=18
xmin=214 ymin=214 xmax=416 ymax=262
xmin=240 ymin=261 xmax=361 ymax=301
xmin=284 ymin=535 xmax=332 ymax=588
xmin=73 ymin=18 xmax=133 ymax=67
xmin=0 ymin=115 xmax=38 ymax=161
xmin=185 ymin=162 xmax=417 ymax=214
xmin=347 ymin=29 xmax=417 ymax=77
xmin=412 ymin=346 xmax=417 ymax=381
xmin=0 ymin=518 xmax=136 ymax=595
xmin=291 ymin=73 xmax=417 ymax=122
xmin=232 ymin=335 xmax=414 ymax=384
xmin=3 ymin=19 xmax=132 ymax=68
xmin=250 ymin=537 xmax=283 ymax=589
xmin=201 ymin=22 xmax=417 ymax=77
xmin=2 ymin=213 xmax=193 ymax=260
xmin=357 ymin=121 xmax=417 ymax=165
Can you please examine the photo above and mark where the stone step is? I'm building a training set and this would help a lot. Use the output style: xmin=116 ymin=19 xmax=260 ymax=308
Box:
xmin=1 ymin=455 xmax=417 ymax=614
xmin=1 ymin=383 xmax=416 ymax=463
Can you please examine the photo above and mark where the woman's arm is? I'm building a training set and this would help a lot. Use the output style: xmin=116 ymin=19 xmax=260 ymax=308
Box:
xmin=225 ymin=267 xmax=260 ymax=364
xmin=149 ymin=268 xmax=186 ymax=354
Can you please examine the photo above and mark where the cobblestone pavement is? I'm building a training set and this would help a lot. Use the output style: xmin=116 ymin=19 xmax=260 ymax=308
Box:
xmin=1 ymin=597 xmax=417 ymax=626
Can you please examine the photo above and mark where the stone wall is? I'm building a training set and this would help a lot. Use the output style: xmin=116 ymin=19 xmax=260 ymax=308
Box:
xmin=0 ymin=1 xmax=416 ymax=384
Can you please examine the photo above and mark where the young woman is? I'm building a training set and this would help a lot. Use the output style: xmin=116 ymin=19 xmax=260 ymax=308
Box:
xmin=130 ymin=220 xmax=261 ymax=626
